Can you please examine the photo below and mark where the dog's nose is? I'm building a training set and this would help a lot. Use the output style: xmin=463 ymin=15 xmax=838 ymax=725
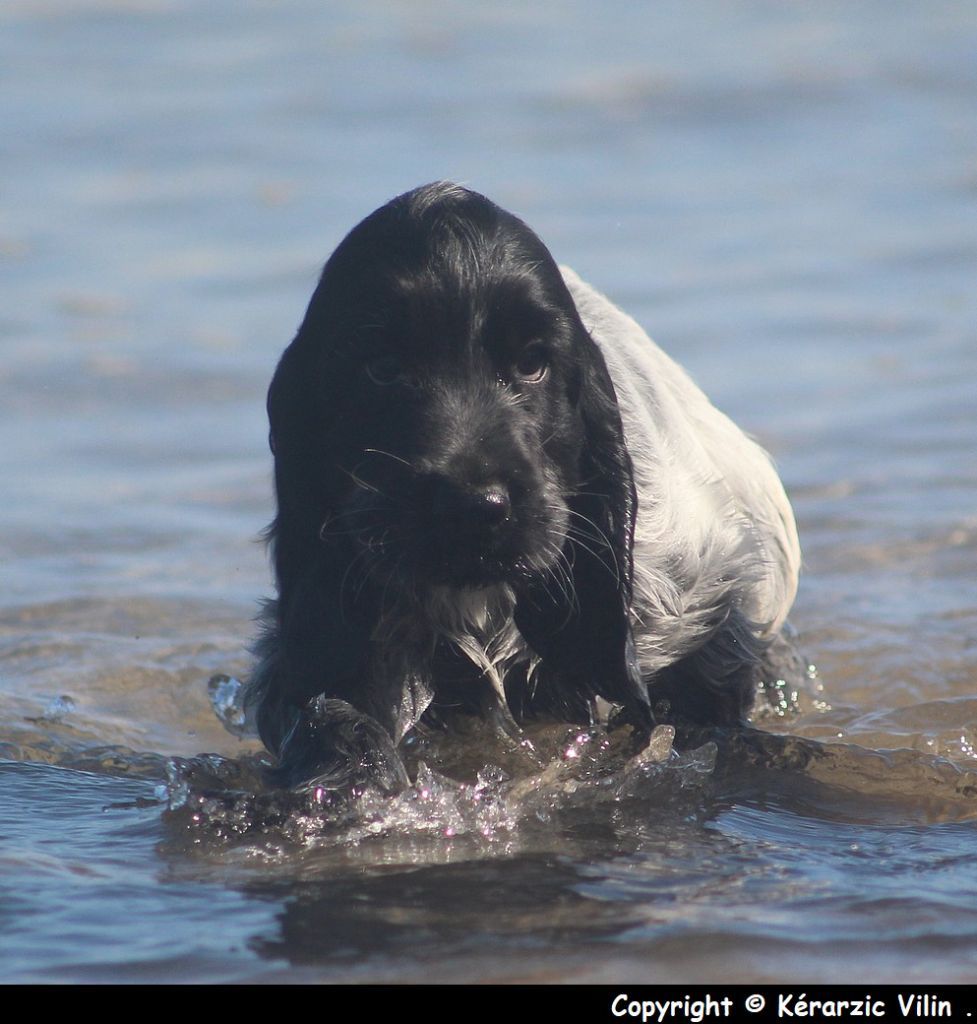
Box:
xmin=476 ymin=485 xmax=512 ymax=525
xmin=430 ymin=478 xmax=512 ymax=529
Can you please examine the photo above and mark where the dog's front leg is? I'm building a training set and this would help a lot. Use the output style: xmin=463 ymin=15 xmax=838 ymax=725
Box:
xmin=248 ymin=567 xmax=427 ymax=794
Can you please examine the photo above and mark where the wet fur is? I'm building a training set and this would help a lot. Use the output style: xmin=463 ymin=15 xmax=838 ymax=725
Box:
xmin=247 ymin=183 xmax=801 ymax=791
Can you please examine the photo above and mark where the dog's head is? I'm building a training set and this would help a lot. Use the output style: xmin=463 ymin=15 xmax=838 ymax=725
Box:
xmin=267 ymin=183 xmax=648 ymax=725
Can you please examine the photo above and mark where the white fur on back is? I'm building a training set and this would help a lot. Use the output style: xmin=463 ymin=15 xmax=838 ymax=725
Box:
xmin=561 ymin=266 xmax=801 ymax=675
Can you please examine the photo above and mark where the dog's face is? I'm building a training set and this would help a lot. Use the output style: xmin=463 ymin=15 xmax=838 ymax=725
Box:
xmin=271 ymin=184 xmax=600 ymax=594
xmin=264 ymin=184 xmax=649 ymax=741
xmin=330 ymin=305 xmax=571 ymax=590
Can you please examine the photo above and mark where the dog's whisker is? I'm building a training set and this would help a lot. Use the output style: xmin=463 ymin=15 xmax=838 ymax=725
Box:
xmin=363 ymin=448 xmax=416 ymax=471
xmin=537 ymin=557 xmax=569 ymax=611
xmin=545 ymin=539 xmax=581 ymax=616
xmin=378 ymin=552 xmax=410 ymax=623
xmin=320 ymin=516 xmax=384 ymax=542
xmin=536 ymin=502 xmax=620 ymax=581
xmin=339 ymin=463 xmax=388 ymax=498
xmin=561 ymin=507 xmax=621 ymax=582
xmin=532 ymin=542 xmax=579 ymax=630
xmin=537 ymin=429 xmax=558 ymax=448
xmin=337 ymin=545 xmax=375 ymax=621
xmin=354 ymin=553 xmax=387 ymax=604
xmin=562 ymin=528 xmax=618 ymax=577
xmin=352 ymin=536 xmax=403 ymax=605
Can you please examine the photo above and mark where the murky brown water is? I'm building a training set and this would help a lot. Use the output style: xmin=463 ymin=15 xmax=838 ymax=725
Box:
xmin=2 ymin=0 xmax=976 ymax=983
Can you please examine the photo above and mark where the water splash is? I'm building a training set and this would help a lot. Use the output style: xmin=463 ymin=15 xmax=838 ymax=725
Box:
xmin=42 ymin=695 xmax=77 ymax=722
xmin=158 ymin=723 xmax=720 ymax=857
xmin=207 ymin=674 xmax=251 ymax=738
xmin=24 ymin=694 xmax=77 ymax=725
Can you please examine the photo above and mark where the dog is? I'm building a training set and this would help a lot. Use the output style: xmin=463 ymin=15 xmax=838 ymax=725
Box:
xmin=246 ymin=182 xmax=801 ymax=791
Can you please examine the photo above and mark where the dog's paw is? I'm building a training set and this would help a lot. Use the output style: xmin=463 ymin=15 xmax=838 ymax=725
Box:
xmin=270 ymin=696 xmax=410 ymax=795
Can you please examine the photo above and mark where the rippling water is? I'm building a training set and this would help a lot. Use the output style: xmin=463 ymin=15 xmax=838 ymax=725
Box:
xmin=2 ymin=0 xmax=976 ymax=984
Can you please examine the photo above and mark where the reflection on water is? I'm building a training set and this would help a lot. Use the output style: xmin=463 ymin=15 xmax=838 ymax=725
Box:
xmin=2 ymin=0 xmax=976 ymax=985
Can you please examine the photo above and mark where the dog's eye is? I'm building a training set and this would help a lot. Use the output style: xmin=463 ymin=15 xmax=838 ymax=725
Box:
xmin=513 ymin=343 xmax=549 ymax=383
xmin=365 ymin=355 xmax=405 ymax=386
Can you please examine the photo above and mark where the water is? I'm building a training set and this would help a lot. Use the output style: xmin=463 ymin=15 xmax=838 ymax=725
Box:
xmin=2 ymin=0 xmax=976 ymax=983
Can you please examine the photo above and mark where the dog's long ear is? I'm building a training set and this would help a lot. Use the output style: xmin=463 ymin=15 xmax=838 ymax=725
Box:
xmin=265 ymin=263 xmax=368 ymax=600
xmin=259 ymin=318 xmax=433 ymax=758
xmin=266 ymin=337 xmax=314 ymax=589
xmin=259 ymin=303 xmax=374 ymax=704
xmin=514 ymin=332 xmax=651 ymax=725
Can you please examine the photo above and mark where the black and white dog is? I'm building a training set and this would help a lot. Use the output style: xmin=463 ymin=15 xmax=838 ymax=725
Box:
xmin=247 ymin=182 xmax=801 ymax=790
